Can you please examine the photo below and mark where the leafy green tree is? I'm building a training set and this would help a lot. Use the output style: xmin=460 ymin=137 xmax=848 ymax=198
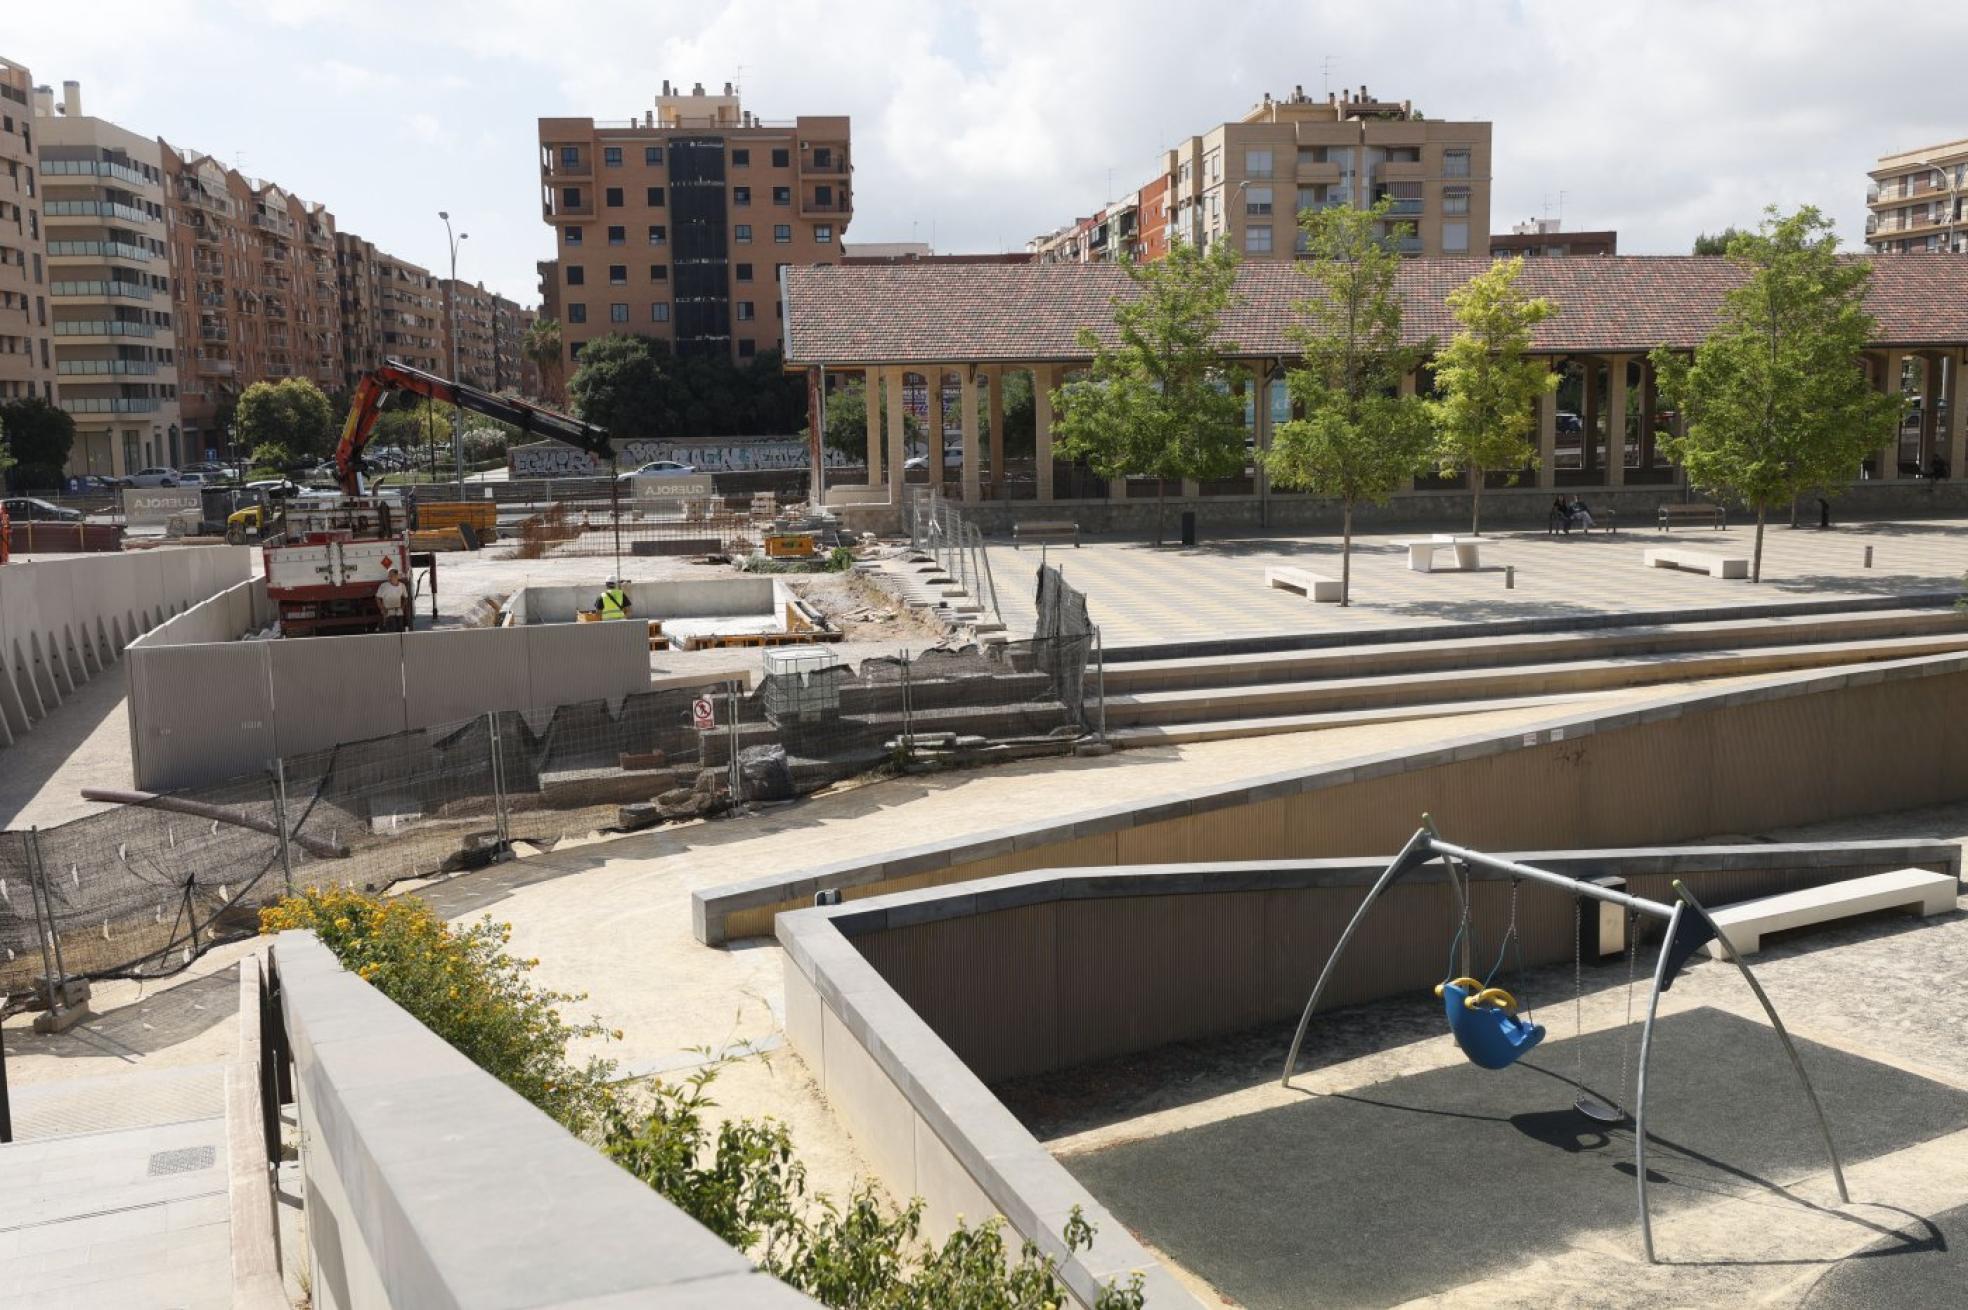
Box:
xmin=235 ymin=378 xmax=335 ymax=460
xmin=1653 ymin=205 xmax=1900 ymax=583
xmin=1265 ymin=197 xmax=1436 ymax=604
xmin=1430 ymin=257 xmax=1559 ymax=535
xmin=1692 ymin=227 xmax=1747 ymax=256
xmin=0 ymin=397 xmax=75 ymax=490
xmin=523 ymin=316 xmax=565 ymax=403
xmin=1050 ymin=241 xmax=1248 ymax=544
xmin=809 ymin=376 xmax=924 ymax=463
xmin=249 ymin=441 xmax=293 ymax=472
xmin=995 ymin=370 xmax=1036 ymax=459
xmin=569 ymin=333 xmax=675 ymax=442
xmin=370 ymin=398 xmax=454 ymax=466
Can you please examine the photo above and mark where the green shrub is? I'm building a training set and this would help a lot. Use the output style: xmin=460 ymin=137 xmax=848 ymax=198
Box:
xmin=826 ymin=546 xmax=855 ymax=572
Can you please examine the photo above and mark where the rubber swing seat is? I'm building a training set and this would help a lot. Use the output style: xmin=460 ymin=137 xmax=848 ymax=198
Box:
xmin=1435 ymin=977 xmax=1545 ymax=1070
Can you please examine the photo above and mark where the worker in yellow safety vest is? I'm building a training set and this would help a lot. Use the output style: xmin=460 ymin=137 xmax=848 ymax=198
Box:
xmin=596 ymin=579 xmax=632 ymax=620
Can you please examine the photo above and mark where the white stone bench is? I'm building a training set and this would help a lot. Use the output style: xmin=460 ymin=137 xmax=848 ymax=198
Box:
xmin=1390 ymin=534 xmax=1482 ymax=572
xmin=1265 ymin=565 xmax=1342 ymax=602
xmin=1644 ymin=546 xmax=1749 ymax=579
xmin=1704 ymin=867 xmax=1958 ymax=958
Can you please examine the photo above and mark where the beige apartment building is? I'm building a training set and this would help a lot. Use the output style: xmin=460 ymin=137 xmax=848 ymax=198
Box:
xmin=1867 ymin=138 xmax=1968 ymax=254
xmin=33 ymin=81 xmax=182 ymax=477
xmin=538 ymin=80 xmax=851 ymax=369
xmin=0 ymin=58 xmax=50 ymax=405
xmin=440 ymin=278 xmax=497 ymax=388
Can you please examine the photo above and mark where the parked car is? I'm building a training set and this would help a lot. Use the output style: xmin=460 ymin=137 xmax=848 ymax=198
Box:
xmin=2 ymin=496 xmax=82 ymax=522
xmin=903 ymin=455 xmax=929 ymax=471
xmin=66 ymin=474 xmax=125 ymax=495
xmin=182 ymin=461 xmax=228 ymax=477
xmin=247 ymin=478 xmax=303 ymax=501
xmin=618 ymin=459 xmax=697 ymax=481
xmin=128 ymin=466 xmax=182 ymax=487
xmin=176 ymin=472 xmax=209 ymax=488
xmin=1555 ymin=411 xmax=1583 ymax=434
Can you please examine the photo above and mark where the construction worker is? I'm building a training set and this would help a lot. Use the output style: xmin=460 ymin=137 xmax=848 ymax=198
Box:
xmin=375 ymin=564 xmax=410 ymax=632
xmin=596 ymin=578 xmax=632 ymax=621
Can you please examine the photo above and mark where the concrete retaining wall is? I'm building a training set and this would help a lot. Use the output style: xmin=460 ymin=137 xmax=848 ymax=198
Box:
xmin=697 ymin=650 xmax=1968 ymax=942
xmin=271 ymin=932 xmax=814 ymax=1309
xmin=0 ymin=545 xmax=249 ymax=750
xmin=506 ymin=575 xmax=781 ymax=625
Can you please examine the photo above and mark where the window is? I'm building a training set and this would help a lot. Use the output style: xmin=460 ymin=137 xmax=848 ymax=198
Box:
xmin=814 ymin=184 xmax=833 ymax=206
xmin=733 ymin=186 xmax=751 ymax=207
xmin=564 ymin=226 xmax=583 ymax=246
xmin=1246 ymin=185 xmax=1273 ymax=216
xmin=815 ymin=224 xmax=833 ymax=242
xmin=560 ymin=186 xmax=582 ymax=209
xmin=644 ymin=145 xmax=664 ymax=166
xmin=813 ymin=147 xmax=833 ymax=169
xmin=607 ymin=225 xmax=625 ymax=245
xmin=736 ymin=262 xmax=754 ymax=281
xmin=731 ymin=148 xmax=750 ymax=167
xmin=610 ymin=303 xmax=629 ymax=323
xmin=736 ymin=301 xmax=755 ymax=321
xmin=646 ymin=186 xmax=665 ymax=207
xmin=647 ymin=224 xmax=667 ymax=245
xmin=734 ymin=224 xmax=752 ymax=243
xmin=771 ymin=147 xmax=789 ymax=168
xmin=650 ymin=303 xmax=669 ymax=323
xmin=567 ymin=303 xmax=586 ymax=323
xmin=604 ymin=187 xmax=623 ymax=207
xmin=1442 ymin=187 xmax=1470 ymax=216
xmin=1244 ymin=225 xmax=1272 ymax=254
xmin=1385 ymin=146 xmax=1420 ymax=164
xmin=1297 ymin=185 xmax=1324 ymax=213
xmin=772 ymin=186 xmax=791 ymax=206
xmin=738 ymin=338 xmax=756 ymax=359
xmin=603 ymin=146 xmax=622 ymax=167
xmin=559 ymin=146 xmax=579 ymax=168
xmin=1443 ymin=150 xmax=1471 ymax=179
xmin=1245 ymin=148 xmax=1273 ymax=179
xmin=1441 ymin=222 xmax=1469 ymax=253
xmin=608 ymin=264 xmax=627 ymax=285
xmin=565 ymin=265 xmax=585 ymax=286
xmin=1179 ymin=161 xmax=1191 ymax=183
xmin=773 ymin=224 xmax=791 ymax=243
xmin=649 ymin=264 xmax=668 ymax=282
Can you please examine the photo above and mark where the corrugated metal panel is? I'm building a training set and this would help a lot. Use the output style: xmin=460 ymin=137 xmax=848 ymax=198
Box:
xmin=268 ymin=633 xmax=407 ymax=757
xmin=403 ymin=628 xmax=533 ymax=728
xmin=524 ymin=621 xmax=650 ymax=708
xmin=128 ymin=642 xmax=275 ymax=789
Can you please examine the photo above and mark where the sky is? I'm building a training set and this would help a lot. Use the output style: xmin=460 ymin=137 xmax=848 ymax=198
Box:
xmin=10 ymin=1 xmax=1966 ymax=308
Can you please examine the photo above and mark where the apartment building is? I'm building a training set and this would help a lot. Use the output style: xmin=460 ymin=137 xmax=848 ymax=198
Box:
xmin=1037 ymin=85 xmax=1491 ymax=264
xmin=538 ymin=80 xmax=851 ymax=369
xmin=491 ymin=295 xmax=536 ymax=394
xmin=1489 ymin=217 xmax=1616 ymax=258
xmin=0 ymin=58 xmax=50 ymax=404
xmin=1867 ymin=138 xmax=1968 ymax=254
xmin=439 ymin=278 xmax=497 ymax=388
xmin=33 ymin=81 xmax=181 ymax=477
xmin=334 ymin=233 xmax=443 ymax=384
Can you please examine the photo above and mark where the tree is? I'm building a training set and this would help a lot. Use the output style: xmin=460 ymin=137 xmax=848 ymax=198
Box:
xmin=568 ymin=333 xmax=677 ymax=444
xmin=1652 ymin=205 xmax=1900 ymax=583
xmin=1429 ymin=257 xmax=1559 ymax=535
xmin=235 ymin=378 xmax=335 ymax=461
xmin=808 ymin=376 xmax=924 ymax=463
xmin=1049 ymin=241 xmax=1248 ymax=544
xmin=0 ymin=397 xmax=76 ymax=490
xmin=1692 ymin=227 xmax=1747 ymax=256
xmin=523 ymin=316 xmax=565 ymax=404
xmin=371 ymin=400 xmax=453 ymax=468
xmin=1265 ymin=198 xmax=1436 ymax=604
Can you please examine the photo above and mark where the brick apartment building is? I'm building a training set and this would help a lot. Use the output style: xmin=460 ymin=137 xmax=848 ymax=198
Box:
xmin=538 ymin=80 xmax=851 ymax=369
xmin=491 ymin=294 xmax=536 ymax=394
xmin=1867 ymin=138 xmax=1968 ymax=254
xmin=1033 ymin=85 xmax=1491 ymax=264
xmin=336 ymin=234 xmax=443 ymax=382
xmin=0 ymin=57 xmax=50 ymax=406
xmin=1489 ymin=217 xmax=1616 ymax=259
xmin=439 ymin=277 xmax=496 ymax=388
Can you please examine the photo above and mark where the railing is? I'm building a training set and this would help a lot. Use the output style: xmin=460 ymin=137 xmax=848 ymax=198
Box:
xmin=59 ymin=396 xmax=160 ymax=414
xmin=42 ymin=158 xmax=151 ymax=187
xmin=251 ymin=211 xmax=295 ymax=236
xmin=908 ymin=487 xmax=1002 ymax=627
xmin=175 ymin=185 xmax=233 ymax=216
xmin=50 ymin=280 xmax=153 ymax=300
xmin=45 ymin=199 xmax=154 ymax=225
xmin=57 ymin=359 xmax=158 ymax=376
xmin=46 ymin=240 xmax=152 ymax=262
xmin=53 ymin=320 xmax=156 ymax=337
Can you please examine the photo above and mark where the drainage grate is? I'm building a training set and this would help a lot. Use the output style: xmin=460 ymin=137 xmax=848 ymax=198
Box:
xmin=146 ymin=1145 xmax=216 ymax=1176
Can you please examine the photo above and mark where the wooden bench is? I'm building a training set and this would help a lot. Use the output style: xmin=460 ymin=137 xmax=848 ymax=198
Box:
xmin=1644 ymin=546 xmax=1748 ymax=579
xmin=1549 ymin=506 xmax=1617 ymax=535
xmin=1013 ymin=520 xmax=1079 ymax=548
xmin=1657 ymin=502 xmax=1727 ymax=531
xmin=1704 ymin=867 xmax=1958 ymax=958
xmin=1389 ymin=534 xmax=1482 ymax=572
xmin=1265 ymin=565 xmax=1342 ymax=602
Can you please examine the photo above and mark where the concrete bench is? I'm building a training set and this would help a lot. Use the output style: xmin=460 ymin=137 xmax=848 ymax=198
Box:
xmin=1265 ymin=565 xmax=1342 ymax=602
xmin=1705 ymin=867 xmax=1958 ymax=958
xmin=1013 ymin=520 xmax=1079 ymax=548
xmin=1658 ymin=502 xmax=1727 ymax=531
xmin=1644 ymin=546 xmax=1749 ymax=579
xmin=1390 ymin=534 xmax=1482 ymax=572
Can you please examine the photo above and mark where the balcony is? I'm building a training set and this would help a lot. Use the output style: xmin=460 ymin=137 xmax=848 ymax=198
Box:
xmin=45 ymin=199 xmax=154 ymax=225
xmin=175 ymin=183 xmax=233 ymax=216
xmin=305 ymin=225 xmax=332 ymax=248
xmin=1294 ymin=159 xmax=1342 ymax=183
xmin=53 ymin=320 xmax=156 ymax=338
xmin=57 ymin=358 xmax=159 ymax=376
xmin=51 ymin=280 xmax=153 ymax=300
xmin=59 ymin=396 xmax=160 ymax=414
xmin=252 ymin=210 xmax=296 ymax=236
xmin=201 ymin=323 xmax=229 ymax=342
xmin=801 ymin=147 xmax=851 ymax=177
xmin=1378 ymin=159 xmax=1426 ymax=181
xmin=46 ymin=240 xmax=153 ymax=263
xmin=799 ymin=194 xmax=852 ymax=218
xmin=43 ymin=158 xmax=151 ymax=187
xmin=543 ymin=150 xmax=593 ymax=179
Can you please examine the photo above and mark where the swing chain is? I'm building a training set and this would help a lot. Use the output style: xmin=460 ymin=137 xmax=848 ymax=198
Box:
xmin=1615 ymin=908 xmax=1640 ymax=1115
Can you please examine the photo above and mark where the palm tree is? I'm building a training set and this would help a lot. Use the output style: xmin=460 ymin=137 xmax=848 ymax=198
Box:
xmin=523 ymin=317 xmax=565 ymax=405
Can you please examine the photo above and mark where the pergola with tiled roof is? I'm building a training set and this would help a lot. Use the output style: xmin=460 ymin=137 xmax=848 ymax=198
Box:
xmin=781 ymin=256 xmax=1968 ymax=508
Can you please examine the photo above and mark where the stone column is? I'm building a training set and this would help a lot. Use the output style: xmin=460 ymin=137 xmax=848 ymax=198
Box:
xmin=864 ymin=367 xmax=883 ymax=488
xmin=1605 ymin=354 xmax=1628 ymax=488
xmin=987 ymin=367 xmax=1006 ymax=495
xmin=1919 ymin=353 xmax=1941 ymax=474
xmin=886 ymin=365 xmax=907 ymax=507
xmin=1873 ymin=352 xmax=1899 ymax=480
xmin=1033 ymin=366 xmax=1056 ymax=503
xmin=1949 ymin=352 xmax=1968 ymax=482
xmin=959 ymin=366 xmax=981 ymax=503
xmin=1537 ymin=359 xmax=1559 ymax=489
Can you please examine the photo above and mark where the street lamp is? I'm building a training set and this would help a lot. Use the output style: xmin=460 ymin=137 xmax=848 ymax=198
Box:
xmin=439 ymin=211 xmax=469 ymax=490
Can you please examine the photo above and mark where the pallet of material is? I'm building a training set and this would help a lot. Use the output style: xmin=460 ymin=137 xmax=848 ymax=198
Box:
xmin=419 ymin=501 xmax=499 ymax=541
xmin=408 ymin=527 xmax=469 ymax=551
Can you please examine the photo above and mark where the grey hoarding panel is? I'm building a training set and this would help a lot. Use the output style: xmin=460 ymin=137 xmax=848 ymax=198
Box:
xmin=402 ymin=628 xmax=533 ymax=729
xmin=267 ymin=632 xmax=407 ymax=758
xmin=525 ymin=620 xmax=651 ymax=710
xmin=128 ymin=643 xmax=275 ymax=791
xmin=122 ymin=487 xmax=201 ymax=526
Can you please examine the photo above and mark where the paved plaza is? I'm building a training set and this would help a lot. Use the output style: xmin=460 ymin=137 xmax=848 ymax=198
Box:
xmin=988 ymin=515 xmax=1968 ymax=649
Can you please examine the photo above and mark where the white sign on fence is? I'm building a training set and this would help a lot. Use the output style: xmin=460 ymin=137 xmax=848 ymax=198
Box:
xmin=691 ymin=696 xmax=716 ymax=731
xmin=122 ymin=487 xmax=202 ymax=525
xmin=632 ymin=474 xmax=717 ymax=503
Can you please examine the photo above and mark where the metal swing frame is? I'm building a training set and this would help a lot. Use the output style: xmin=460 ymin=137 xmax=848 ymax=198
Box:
xmin=1280 ymin=821 xmax=1849 ymax=1263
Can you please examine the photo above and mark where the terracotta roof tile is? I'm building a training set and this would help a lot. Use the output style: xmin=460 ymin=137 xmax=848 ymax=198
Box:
xmin=784 ymin=255 xmax=1968 ymax=366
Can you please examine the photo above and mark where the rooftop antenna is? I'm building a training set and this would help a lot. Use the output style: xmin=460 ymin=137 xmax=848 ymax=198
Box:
xmin=734 ymin=63 xmax=744 ymax=98
xmin=1321 ymin=55 xmax=1339 ymax=97
xmin=1558 ymin=190 xmax=1568 ymax=226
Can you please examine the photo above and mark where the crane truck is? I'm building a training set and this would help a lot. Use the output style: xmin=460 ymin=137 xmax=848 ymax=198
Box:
xmin=264 ymin=359 xmax=612 ymax=637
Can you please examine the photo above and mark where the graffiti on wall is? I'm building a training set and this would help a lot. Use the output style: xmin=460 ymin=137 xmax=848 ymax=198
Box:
xmin=510 ymin=438 xmax=851 ymax=478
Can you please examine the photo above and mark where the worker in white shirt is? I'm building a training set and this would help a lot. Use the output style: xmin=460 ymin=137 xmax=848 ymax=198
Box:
xmin=375 ymin=564 xmax=410 ymax=632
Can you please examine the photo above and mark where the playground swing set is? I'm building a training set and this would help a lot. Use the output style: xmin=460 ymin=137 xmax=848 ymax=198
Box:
xmin=1281 ymin=818 xmax=1850 ymax=1263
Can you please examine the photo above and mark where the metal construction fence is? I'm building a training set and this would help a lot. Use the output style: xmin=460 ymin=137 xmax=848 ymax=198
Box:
xmin=1 ymin=597 xmax=1100 ymax=1007
xmin=907 ymin=488 xmax=1003 ymax=626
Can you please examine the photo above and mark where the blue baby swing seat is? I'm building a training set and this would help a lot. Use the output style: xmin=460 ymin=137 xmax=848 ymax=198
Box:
xmin=1434 ymin=976 xmax=1545 ymax=1070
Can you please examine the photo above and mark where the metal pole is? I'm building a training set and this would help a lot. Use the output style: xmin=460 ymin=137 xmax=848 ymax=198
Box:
xmin=1633 ymin=900 xmax=1684 ymax=1263
xmin=726 ymin=682 xmax=741 ymax=802
xmin=439 ymin=212 xmax=468 ymax=491
xmin=487 ymin=711 xmax=510 ymax=845
xmin=1094 ymin=623 xmax=1106 ymax=741
xmin=272 ymin=759 xmax=295 ymax=894
xmin=25 ymin=829 xmax=62 ymax=1022
xmin=1426 ymin=838 xmax=1675 ymax=921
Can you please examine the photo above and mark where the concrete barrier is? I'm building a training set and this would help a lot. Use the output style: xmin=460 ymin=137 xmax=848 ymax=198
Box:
xmin=271 ymin=932 xmax=815 ymax=1309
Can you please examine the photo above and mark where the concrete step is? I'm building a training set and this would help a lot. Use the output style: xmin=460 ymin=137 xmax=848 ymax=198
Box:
xmin=1104 ymin=692 xmax=1600 ymax=748
xmin=1099 ymin=631 xmax=1968 ymax=728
